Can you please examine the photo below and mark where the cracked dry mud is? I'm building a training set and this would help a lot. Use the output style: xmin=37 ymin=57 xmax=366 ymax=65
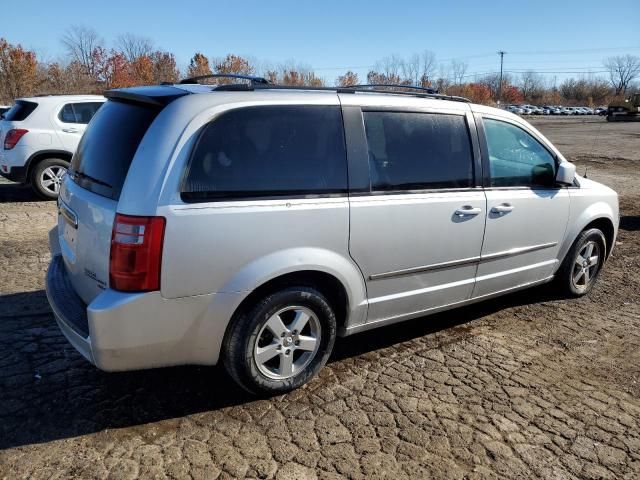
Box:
xmin=1 ymin=117 xmax=639 ymax=479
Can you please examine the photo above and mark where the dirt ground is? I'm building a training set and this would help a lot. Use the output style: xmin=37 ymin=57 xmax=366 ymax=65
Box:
xmin=1 ymin=116 xmax=639 ymax=479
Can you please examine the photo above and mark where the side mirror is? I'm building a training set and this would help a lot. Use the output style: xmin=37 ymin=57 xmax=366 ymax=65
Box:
xmin=556 ymin=161 xmax=576 ymax=185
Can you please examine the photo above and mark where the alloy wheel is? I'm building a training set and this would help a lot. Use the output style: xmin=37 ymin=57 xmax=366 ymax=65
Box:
xmin=254 ymin=306 xmax=321 ymax=380
xmin=572 ymin=241 xmax=600 ymax=291
xmin=39 ymin=165 xmax=66 ymax=194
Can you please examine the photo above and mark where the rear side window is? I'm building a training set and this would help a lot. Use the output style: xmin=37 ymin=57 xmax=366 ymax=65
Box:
xmin=70 ymin=100 xmax=158 ymax=199
xmin=363 ymin=111 xmax=473 ymax=191
xmin=182 ymin=105 xmax=347 ymax=201
xmin=2 ymin=100 xmax=38 ymax=121
xmin=59 ymin=102 xmax=103 ymax=124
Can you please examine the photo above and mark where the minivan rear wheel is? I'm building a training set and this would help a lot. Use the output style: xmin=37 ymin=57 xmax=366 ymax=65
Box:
xmin=223 ymin=286 xmax=337 ymax=395
xmin=31 ymin=158 xmax=70 ymax=199
xmin=556 ymin=228 xmax=606 ymax=297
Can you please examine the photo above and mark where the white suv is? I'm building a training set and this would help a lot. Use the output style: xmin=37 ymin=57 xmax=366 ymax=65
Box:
xmin=46 ymin=77 xmax=618 ymax=394
xmin=0 ymin=95 xmax=105 ymax=198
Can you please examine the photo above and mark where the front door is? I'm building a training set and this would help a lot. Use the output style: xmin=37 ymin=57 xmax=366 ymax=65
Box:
xmin=347 ymin=107 xmax=486 ymax=324
xmin=473 ymin=115 xmax=570 ymax=298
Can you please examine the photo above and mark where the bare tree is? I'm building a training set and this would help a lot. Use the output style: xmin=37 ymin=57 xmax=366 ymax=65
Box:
xmin=400 ymin=50 xmax=436 ymax=87
xmin=604 ymin=55 xmax=640 ymax=95
xmin=401 ymin=54 xmax=421 ymax=85
xmin=450 ymin=60 xmax=468 ymax=85
xmin=375 ymin=54 xmax=403 ymax=82
xmin=61 ymin=25 xmax=103 ymax=77
xmin=519 ymin=70 xmax=545 ymax=101
xmin=479 ymin=72 xmax=513 ymax=100
xmin=116 ymin=33 xmax=154 ymax=62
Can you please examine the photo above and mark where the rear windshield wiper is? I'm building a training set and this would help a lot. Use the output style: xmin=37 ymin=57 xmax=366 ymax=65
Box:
xmin=70 ymin=170 xmax=113 ymax=189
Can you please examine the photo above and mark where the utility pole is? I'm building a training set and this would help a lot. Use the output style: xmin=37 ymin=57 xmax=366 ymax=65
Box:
xmin=497 ymin=50 xmax=506 ymax=104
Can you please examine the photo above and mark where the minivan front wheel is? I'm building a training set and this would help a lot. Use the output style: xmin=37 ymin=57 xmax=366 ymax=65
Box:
xmin=223 ymin=286 xmax=337 ymax=395
xmin=31 ymin=158 xmax=70 ymax=199
xmin=556 ymin=228 xmax=606 ymax=297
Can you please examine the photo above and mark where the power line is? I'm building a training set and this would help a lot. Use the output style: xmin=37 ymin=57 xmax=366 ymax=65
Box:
xmin=310 ymin=46 xmax=640 ymax=72
xmin=310 ymin=46 xmax=640 ymax=74
xmin=507 ymin=46 xmax=640 ymax=55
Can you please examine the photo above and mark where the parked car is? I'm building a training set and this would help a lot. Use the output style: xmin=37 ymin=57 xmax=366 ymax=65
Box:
xmin=0 ymin=105 xmax=10 ymax=118
xmin=45 ymin=79 xmax=619 ymax=394
xmin=507 ymin=105 xmax=524 ymax=114
xmin=560 ymin=107 xmax=573 ymax=115
xmin=0 ymin=95 xmax=105 ymax=198
xmin=595 ymin=107 xmax=607 ymax=116
xmin=519 ymin=104 xmax=536 ymax=115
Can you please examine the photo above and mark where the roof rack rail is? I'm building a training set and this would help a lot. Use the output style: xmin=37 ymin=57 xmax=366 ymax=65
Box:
xmin=345 ymin=84 xmax=438 ymax=94
xmin=173 ymin=79 xmax=470 ymax=103
xmin=179 ymin=74 xmax=270 ymax=85
xmin=245 ymin=84 xmax=470 ymax=103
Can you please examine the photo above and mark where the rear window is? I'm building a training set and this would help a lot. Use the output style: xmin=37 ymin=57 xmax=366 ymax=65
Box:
xmin=182 ymin=105 xmax=347 ymax=201
xmin=3 ymin=100 xmax=38 ymax=121
xmin=70 ymin=100 xmax=158 ymax=199
xmin=363 ymin=111 xmax=473 ymax=191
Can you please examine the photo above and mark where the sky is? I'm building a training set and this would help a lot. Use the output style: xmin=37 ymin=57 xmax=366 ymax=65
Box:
xmin=3 ymin=0 xmax=640 ymax=84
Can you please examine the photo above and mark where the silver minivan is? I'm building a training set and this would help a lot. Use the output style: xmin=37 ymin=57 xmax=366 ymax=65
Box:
xmin=46 ymin=77 xmax=619 ymax=394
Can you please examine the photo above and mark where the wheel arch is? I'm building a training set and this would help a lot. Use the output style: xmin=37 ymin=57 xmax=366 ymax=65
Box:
xmin=26 ymin=149 xmax=73 ymax=179
xmin=582 ymin=217 xmax=615 ymax=258
xmin=229 ymin=270 xmax=351 ymax=334
xmin=558 ymin=209 xmax=617 ymax=270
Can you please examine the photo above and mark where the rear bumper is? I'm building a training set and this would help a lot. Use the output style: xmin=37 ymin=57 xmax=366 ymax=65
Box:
xmin=46 ymin=253 xmax=245 ymax=371
xmin=45 ymin=255 xmax=95 ymax=363
xmin=0 ymin=165 xmax=28 ymax=183
xmin=0 ymin=146 xmax=31 ymax=183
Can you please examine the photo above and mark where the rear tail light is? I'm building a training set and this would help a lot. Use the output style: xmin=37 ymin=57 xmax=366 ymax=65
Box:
xmin=4 ymin=129 xmax=29 ymax=150
xmin=109 ymin=214 xmax=166 ymax=292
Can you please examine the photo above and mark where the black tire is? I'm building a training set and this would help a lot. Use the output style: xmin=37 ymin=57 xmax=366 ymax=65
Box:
xmin=31 ymin=158 xmax=70 ymax=199
xmin=555 ymin=228 xmax=606 ymax=297
xmin=223 ymin=286 xmax=337 ymax=395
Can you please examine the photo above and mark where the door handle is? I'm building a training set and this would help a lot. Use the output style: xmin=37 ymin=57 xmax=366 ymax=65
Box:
xmin=455 ymin=206 xmax=482 ymax=217
xmin=491 ymin=203 xmax=515 ymax=214
xmin=62 ymin=128 xmax=80 ymax=133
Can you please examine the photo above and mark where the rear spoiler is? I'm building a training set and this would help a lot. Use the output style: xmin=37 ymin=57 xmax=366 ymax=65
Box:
xmin=104 ymin=86 xmax=190 ymax=107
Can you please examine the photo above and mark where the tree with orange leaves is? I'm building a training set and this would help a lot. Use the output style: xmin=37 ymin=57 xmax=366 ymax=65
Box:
xmin=102 ymin=50 xmax=133 ymax=89
xmin=131 ymin=55 xmax=154 ymax=85
xmin=336 ymin=71 xmax=358 ymax=87
xmin=214 ymin=54 xmax=254 ymax=81
xmin=0 ymin=38 xmax=38 ymax=102
xmin=150 ymin=51 xmax=179 ymax=84
xmin=187 ymin=53 xmax=212 ymax=78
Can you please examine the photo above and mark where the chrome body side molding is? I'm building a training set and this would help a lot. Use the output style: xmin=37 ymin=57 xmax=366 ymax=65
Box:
xmin=369 ymin=242 xmax=558 ymax=281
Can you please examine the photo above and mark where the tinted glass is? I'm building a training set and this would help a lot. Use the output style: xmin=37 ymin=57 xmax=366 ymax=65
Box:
xmin=59 ymin=104 xmax=76 ymax=123
xmin=59 ymin=102 xmax=103 ymax=124
xmin=183 ymin=106 xmax=347 ymax=201
xmin=363 ymin=112 xmax=473 ymax=191
xmin=3 ymin=101 xmax=38 ymax=121
xmin=483 ymin=118 xmax=556 ymax=187
xmin=70 ymin=100 xmax=159 ymax=199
